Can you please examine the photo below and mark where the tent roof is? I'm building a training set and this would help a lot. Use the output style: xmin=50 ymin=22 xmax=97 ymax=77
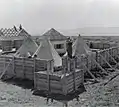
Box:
xmin=33 ymin=38 xmax=62 ymax=67
xmin=72 ymin=35 xmax=91 ymax=56
xmin=14 ymin=37 xmax=38 ymax=57
xmin=42 ymin=28 xmax=67 ymax=41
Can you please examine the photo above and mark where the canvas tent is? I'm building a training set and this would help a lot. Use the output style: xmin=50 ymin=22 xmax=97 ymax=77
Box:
xmin=72 ymin=35 xmax=92 ymax=57
xmin=64 ymin=35 xmax=92 ymax=57
xmin=33 ymin=38 xmax=62 ymax=67
xmin=14 ymin=37 xmax=38 ymax=57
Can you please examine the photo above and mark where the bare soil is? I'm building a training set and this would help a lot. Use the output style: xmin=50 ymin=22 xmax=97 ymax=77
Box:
xmin=0 ymin=70 xmax=119 ymax=107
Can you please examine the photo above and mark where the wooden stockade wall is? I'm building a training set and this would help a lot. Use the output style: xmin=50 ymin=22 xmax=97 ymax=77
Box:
xmin=0 ymin=55 xmax=47 ymax=80
xmin=0 ymin=46 xmax=119 ymax=95
xmin=34 ymin=69 xmax=84 ymax=95
xmin=75 ymin=47 xmax=119 ymax=70
xmin=0 ymin=55 xmax=84 ymax=95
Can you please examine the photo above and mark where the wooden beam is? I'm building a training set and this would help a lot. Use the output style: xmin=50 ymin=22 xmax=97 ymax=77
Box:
xmin=23 ymin=57 xmax=25 ymax=78
xmin=72 ymin=58 xmax=76 ymax=91
xmin=83 ymin=64 xmax=98 ymax=82
xmin=47 ymin=60 xmax=51 ymax=92
xmin=92 ymin=58 xmax=107 ymax=74
xmin=34 ymin=58 xmax=37 ymax=88
xmin=0 ymin=58 xmax=13 ymax=79
xmin=106 ymin=51 xmax=117 ymax=64
xmin=98 ymin=53 xmax=113 ymax=69
xmin=12 ymin=57 xmax=15 ymax=77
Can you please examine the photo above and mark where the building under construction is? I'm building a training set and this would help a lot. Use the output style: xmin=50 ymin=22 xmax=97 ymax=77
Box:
xmin=0 ymin=28 xmax=119 ymax=102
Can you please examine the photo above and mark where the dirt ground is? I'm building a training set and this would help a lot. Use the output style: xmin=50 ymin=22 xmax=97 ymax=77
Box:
xmin=0 ymin=70 xmax=119 ymax=107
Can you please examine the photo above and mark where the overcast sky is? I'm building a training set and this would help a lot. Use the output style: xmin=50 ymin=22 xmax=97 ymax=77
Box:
xmin=0 ymin=0 xmax=119 ymax=34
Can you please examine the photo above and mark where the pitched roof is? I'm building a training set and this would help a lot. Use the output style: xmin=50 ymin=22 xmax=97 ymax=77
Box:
xmin=14 ymin=36 xmax=38 ymax=57
xmin=42 ymin=28 xmax=67 ymax=41
xmin=33 ymin=38 xmax=62 ymax=67
xmin=0 ymin=28 xmax=18 ymax=37
xmin=0 ymin=27 xmax=30 ymax=40
xmin=72 ymin=35 xmax=91 ymax=56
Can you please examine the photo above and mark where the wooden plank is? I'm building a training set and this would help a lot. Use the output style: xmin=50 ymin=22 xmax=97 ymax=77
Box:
xmin=66 ymin=84 xmax=74 ymax=90
xmin=67 ymin=81 xmax=74 ymax=87
xmin=50 ymin=80 xmax=61 ymax=85
xmin=35 ymin=84 xmax=48 ymax=89
xmin=61 ymin=74 xmax=67 ymax=95
xmin=67 ymin=86 xmax=74 ymax=93
xmin=98 ymin=53 xmax=113 ymax=69
xmin=92 ymin=58 xmax=107 ymax=74
xmin=50 ymin=84 xmax=62 ymax=89
xmin=50 ymin=89 xmax=62 ymax=94
xmin=84 ymin=64 xmax=98 ymax=82
xmin=35 ymin=73 xmax=47 ymax=79
xmin=0 ymin=58 xmax=14 ymax=79
xmin=25 ymin=74 xmax=34 ymax=80
xmin=106 ymin=51 xmax=117 ymax=64
xmin=36 ymin=78 xmax=48 ymax=83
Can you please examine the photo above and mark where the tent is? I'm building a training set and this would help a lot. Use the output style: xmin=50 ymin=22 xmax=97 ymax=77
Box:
xmin=64 ymin=35 xmax=92 ymax=57
xmin=72 ymin=35 xmax=92 ymax=57
xmin=14 ymin=37 xmax=38 ymax=57
xmin=33 ymin=38 xmax=62 ymax=67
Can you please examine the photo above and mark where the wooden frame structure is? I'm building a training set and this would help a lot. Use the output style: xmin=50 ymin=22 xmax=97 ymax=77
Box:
xmin=0 ymin=46 xmax=119 ymax=96
xmin=74 ymin=47 xmax=119 ymax=81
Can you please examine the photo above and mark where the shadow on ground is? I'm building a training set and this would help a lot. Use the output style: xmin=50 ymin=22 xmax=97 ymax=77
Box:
xmin=2 ymin=77 xmax=86 ymax=102
xmin=2 ymin=77 xmax=34 ymax=89
xmin=33 ymin=84 xmax=86 ymax=101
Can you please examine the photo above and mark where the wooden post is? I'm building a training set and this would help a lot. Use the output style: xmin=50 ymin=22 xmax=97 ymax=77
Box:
xmin=23 ymin=57 xmax=25 ymax=79
xmin=33 ymin=58 xmax=36 ymax=88
xmin=50 ymin=60 xmax=54 ymax=73
xmin=4 ymin=56 xmax=5 ymax=73
xmin=47 ymin=60 xmax=50 ymax=92
xmin=12 ymin=56 xmax=15 ymax=76
xmin=61 ymin=74 xmax=67 ymax=95
xmin=72 ymin=58 xmax=76 ymax=91
xmin=96 ymin=51 xmax=98 ymax=70
xmin=62 ymin=58 xmax=67 ymax=95
xmin=46 ymin=60 xmax=52 ymax=103
xmin=67 ymin=57 xmax=70 ymax=73
xmin=86 ymin=55 xmax=88 ymax=69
